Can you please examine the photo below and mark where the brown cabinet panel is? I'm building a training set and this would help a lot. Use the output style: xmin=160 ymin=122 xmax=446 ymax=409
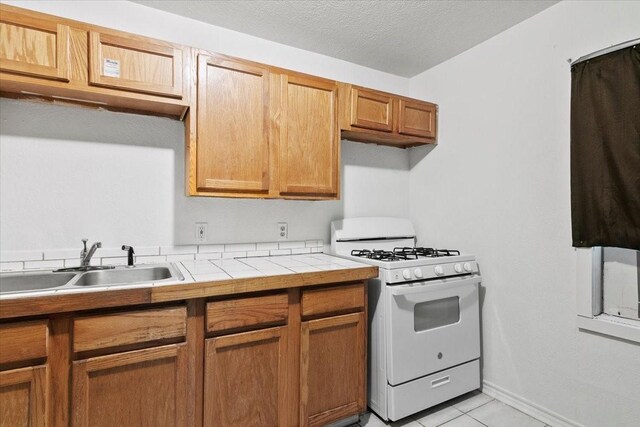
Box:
xmin=0 ymin=365 xmax=47 ymax=427
xmin=0 ymin=320 xmax=48 ymax=365
xmin=350 ymin=87 xmax=393 ymax=132
xmin=300 ymin=312 xmax=365 ymax=427
xmin=0 ymin=8 xmax=69 ymax=81
xmin=73 ymin=306 xmax=187 ymax=352
xmin=72 ymin=343 xmax=187 ymax=427
xmin=206 ymin=293 xmax=288 ymax=334
xmin=279 ymin=74 xmax=339 ymax=197
xmin=398 ymin=99 xmax=437 ymax=138
xmin=196 ymin=54 xmax=271 ymax=194
xmin=301 ymin=283 xmax=365 ymax=318
xmin=204 ymin=327 xmax=287 ymax=427
xmin=88 ymin=31 xmax=183 ymax=98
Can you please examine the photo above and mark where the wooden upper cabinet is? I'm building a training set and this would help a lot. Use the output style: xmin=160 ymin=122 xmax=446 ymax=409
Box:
xmin=0 ymin=8 xmax=70 ymax=82
xmin=279 ymin=73 xmax=339 ymax=198
xmin=350 ymin=87 xmax=393 ymax=132
xmin=339 ymin=83 xmax=437 ymax=148
xmin=196 ymin=54 xmax=271 ymax=195
xmin=398 ymin=99 xmax=437 ymax=138
xmin=88 ymin=31 xmax=183 ymax=98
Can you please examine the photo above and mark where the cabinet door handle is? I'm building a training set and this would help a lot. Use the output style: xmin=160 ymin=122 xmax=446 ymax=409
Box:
xmin=431 ymin=375 xmax=450 ymax=388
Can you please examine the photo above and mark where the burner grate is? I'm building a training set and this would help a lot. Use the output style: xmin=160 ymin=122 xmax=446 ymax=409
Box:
xmin=351 ymin=247 xmax=460 ymax=261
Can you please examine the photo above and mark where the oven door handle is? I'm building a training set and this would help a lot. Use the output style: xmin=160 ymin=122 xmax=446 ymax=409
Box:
xmin=389 ymin=276 xmax=479 ymax=296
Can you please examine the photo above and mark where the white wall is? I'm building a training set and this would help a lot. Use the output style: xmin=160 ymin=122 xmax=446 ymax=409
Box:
xmin=408 ymin=1 xmax=640 ymax=426
xmin=0 ymin=0 xmax=410 ymax=251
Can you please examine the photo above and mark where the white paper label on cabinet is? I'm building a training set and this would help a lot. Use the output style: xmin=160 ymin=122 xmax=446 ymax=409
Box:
xmin=103 ymin=58 xmax=120 ymax=78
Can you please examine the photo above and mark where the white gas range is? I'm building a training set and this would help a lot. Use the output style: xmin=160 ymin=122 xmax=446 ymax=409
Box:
xmin=331 ymin=217 xmax=481 ymax=422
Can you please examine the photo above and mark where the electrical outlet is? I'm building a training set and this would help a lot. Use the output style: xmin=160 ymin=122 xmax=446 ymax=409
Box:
xmin=277 ymin=222 xmax=288 ymax=240
xmin=195 ymin=222 xmax=208 ymax=243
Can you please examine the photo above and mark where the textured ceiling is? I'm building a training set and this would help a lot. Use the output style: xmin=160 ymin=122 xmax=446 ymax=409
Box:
xmin=133 ymin=0 xmax=558 ymax=77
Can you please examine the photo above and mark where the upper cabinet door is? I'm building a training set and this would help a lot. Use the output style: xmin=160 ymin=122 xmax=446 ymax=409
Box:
xmin=279 ymin=74 xmax=339 ymax=198
xmin=88 ymin=31 xmax=183 ymax=98
xmin=196 ymin=54 xmax=271 ymax=195
xmin=398 ymin=99 xmax=437 ymax=139
xmin=0 ymin=8 xmax=69 ymax=81
xmin=350 ymin=87 xmax=393 ymax=132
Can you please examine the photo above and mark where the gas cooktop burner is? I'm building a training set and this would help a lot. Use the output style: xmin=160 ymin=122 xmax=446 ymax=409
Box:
xmin=350 ymin=247 xmax=461 ymax=262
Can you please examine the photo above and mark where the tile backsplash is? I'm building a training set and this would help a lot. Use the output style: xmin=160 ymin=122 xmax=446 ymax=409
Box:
xmin=0 ymin=240 xmax=325 ymax=272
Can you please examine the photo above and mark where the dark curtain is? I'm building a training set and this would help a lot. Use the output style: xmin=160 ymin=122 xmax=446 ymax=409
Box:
xmin=571 ymin=45 xmax=640 ymax=250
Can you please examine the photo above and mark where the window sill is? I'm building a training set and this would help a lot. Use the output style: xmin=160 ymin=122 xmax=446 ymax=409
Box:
xmin=577 ymin=313 xmax=640 ymax=344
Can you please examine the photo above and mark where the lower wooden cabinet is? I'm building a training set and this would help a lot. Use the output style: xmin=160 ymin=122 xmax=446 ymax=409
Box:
xmin=71 ymin=343 xmax=187 ymax=427
xmin=0 ymin=365 xmax=47 ymax=427
xmin=204 ymin=326 xmax=288 ymax=427
xmin=300 ymin=312 xmax=366 ymax=427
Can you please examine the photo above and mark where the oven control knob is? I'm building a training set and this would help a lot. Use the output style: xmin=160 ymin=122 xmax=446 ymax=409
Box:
xmin=434 ymin=265 xmax=444 ymax=276
xmin=463 ymin=262 xmax=472 ymax=272
xmin=414 ymin=268 xmax=423 ymax=278
xmin=454 ymin=263 xmax=463 ymax=273
xmin=402 ymin=269 xmax=412 ymax=280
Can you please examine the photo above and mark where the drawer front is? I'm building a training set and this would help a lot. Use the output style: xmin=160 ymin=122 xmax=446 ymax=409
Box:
xmin=302 ymin=283 xmax=365 ymax=318
xmin=73 ymin=306 xmax=187 ymax=352
xmin=206 ymin=293 xmax=288 ymax=334
xmin=0 ymin=320 xmax=48 ymax=365
xmin=89 ymin=31 xmax=183 ymax=98
xmin=350 ymin=87 xmax=394 ymax=132
xmin=388 ymin=359 xmax=480 ymax=421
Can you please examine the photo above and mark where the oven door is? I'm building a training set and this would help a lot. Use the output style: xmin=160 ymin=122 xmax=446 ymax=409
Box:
xmin=386 ymin=276 xmax=480 ymax=386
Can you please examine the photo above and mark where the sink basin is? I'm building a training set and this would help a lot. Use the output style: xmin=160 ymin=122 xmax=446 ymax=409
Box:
xmin=0 ymin=272 xmax=77 ymax=294
xmin=0 ymin=263 xmax=184 ymax=295
xmin=71 ymin=265 xmax=183 ymax=287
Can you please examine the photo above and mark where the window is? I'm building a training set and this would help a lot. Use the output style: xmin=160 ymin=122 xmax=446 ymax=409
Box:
xmin=603 ymin=247 xmax=639 ymax=321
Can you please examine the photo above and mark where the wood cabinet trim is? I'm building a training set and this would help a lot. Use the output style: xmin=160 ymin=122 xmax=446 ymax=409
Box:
xmin=0 ymin=320 xmax=48 ymax=365
xmin=73 ymin=306 xmax=187 ymax=353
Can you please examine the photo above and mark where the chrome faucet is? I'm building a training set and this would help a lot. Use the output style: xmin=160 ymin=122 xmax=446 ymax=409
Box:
xmin=80 ymin=239 xmax=102 ymax=267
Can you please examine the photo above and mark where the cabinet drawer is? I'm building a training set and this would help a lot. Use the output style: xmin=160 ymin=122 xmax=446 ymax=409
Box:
xmin=302 ymin=283 xmax=365 ymax=318
xmin=206 ymin=293 xmax=288 ymax=334
xmin=89 ymin=31 xmax=183 ymax=98
xmin=73 ymin=306 xmax=187 ymax=352
xmin=0 ymin=320 xmax=48 ymax=365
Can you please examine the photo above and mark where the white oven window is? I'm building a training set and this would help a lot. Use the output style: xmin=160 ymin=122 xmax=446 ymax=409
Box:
xmin=414 ymin=296 xmax=460 ymax=332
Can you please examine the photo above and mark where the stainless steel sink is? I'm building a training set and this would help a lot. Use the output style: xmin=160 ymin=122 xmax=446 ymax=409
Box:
xmin=0 ymin=271 xmax=77 ymax=294
xmin=71 ymin=265 xmax=182 ymax=287
xmin=0 ymin=263 xmax=184 ymax=295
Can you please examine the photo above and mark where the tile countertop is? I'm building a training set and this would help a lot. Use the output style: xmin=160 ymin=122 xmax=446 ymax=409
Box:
xmin=0 ymin=254 xmax=378 ymax=319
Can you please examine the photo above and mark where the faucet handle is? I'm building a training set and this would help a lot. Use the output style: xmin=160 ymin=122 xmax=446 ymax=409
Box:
xmin=81 ymin=238 xmax=88 ymax=252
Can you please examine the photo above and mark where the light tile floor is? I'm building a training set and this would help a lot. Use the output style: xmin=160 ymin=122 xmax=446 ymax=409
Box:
xmin=355 ymin=391 xmax=548 ymax=427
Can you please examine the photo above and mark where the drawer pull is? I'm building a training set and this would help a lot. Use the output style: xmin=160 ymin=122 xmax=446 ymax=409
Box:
xmin=431 ymin=375 xmax=450 ymax=388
